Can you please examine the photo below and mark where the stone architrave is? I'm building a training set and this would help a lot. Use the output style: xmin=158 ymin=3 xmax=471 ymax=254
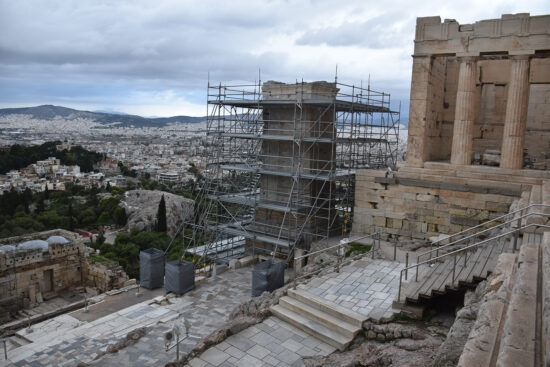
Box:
xmin=450 ymin=56 xmax=478 ymax=166
xmin=500 ymin=55 xmax=531 ymax=169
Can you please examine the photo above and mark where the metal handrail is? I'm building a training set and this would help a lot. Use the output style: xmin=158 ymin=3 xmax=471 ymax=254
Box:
xmin=397 ymin=220 xmax=550 ymax=303
xmin=427 ymin=203 xmax=550 ymax=249
xmin=418 ymin=209 xmax=550 ymax=262
xmin=292 ymin=233 xmax=380 ymax=289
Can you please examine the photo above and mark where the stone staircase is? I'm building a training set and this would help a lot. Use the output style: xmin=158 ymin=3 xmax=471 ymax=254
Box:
xmin=270 ymin=288 xmax=367 ymax=351
xmin=394 ymin=234 xmax=525 ymax=314
xmin=456 ymin=231 xmax=545 ymax=367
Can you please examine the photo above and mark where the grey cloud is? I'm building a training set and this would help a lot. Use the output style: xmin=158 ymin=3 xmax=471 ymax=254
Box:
xmin=296 ymin=12 xmax=415 ymax=49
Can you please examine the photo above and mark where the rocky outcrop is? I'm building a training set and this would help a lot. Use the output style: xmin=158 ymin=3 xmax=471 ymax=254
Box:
xmin=430 ymin=280 xmax=489 ymax=367
xmin=229 ymin=285 xmax=289 ymax=320
xmin=93 ymin=327 xmax=147 ymax=360
xmin=454 ymin=254 xmax=516 ymax=367
xmin=121 ymin=190 xmax=193 ymax=236
xmin=303 ymin=321 xmax=446 ymax=367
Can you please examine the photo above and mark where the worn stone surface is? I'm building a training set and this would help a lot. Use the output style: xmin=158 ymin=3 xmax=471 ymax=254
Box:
xmin=295 ymin=257 xmax=404 ymax=321
xmin=7 ymin=267 xmax=254 ymax=366
xmin=185 ymin=316 xmax=336 ymax=367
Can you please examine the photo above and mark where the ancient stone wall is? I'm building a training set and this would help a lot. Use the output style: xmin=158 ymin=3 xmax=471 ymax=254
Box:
xmin=83 ymin=259 xmax=130 ymax=293
xmin=0 ymin=229 xmax=130 ymax=320
xmin=352 ymin=164 xmax=550 ymax=240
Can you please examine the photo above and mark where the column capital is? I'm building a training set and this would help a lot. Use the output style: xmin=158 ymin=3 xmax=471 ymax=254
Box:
xmin=509 ymin=54 xmax=532 ymax=61
xmin=456 ymin=52 xmax=480 ymax=61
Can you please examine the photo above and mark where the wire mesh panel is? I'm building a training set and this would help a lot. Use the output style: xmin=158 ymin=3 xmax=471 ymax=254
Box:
xmin=252 ymin=259 xmax=285 ymax=297
xmin=139 ymin=248 xmax=165 ymax=289
xmin=165 ymin=259 xmax=195 ymax=295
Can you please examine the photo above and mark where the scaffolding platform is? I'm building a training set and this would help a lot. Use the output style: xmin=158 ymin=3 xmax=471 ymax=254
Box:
xmin=182 ymin=80 xmax=400 ymax=265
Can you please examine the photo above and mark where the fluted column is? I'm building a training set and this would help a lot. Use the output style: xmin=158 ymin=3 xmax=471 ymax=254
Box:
xmin=450 ymin=56 xmax=478 ymax=165
xmin=500 ymin=55 xmax=531 ymax=169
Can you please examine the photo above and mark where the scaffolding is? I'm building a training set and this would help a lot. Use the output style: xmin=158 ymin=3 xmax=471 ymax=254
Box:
xmin=182 ymin=79 xmax=400 ymax=266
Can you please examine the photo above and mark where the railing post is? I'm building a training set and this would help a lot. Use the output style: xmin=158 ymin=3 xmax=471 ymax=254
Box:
xmin=464 ymin=251 xmax=467 ymax=267
xmin=397 ymin=271 xmax=402 ymax=303
xmin=405 ymin=253 xmax=409 ymax=280
xmin=452 ymin=255 xmax=456 ymax=286
xmin=513 ymin=218 xmax=520 ymax=252
xmin=83 ymin=294 xmax=88 ymax=313
xmin=415 ymin=255 xmax=419 ymax=281
xmin=0 ymin=339 xmax=6 ymax=360
xmin=336 ymin=244 xmax=341 ymax=273
xmin=26 ymin=316 xmax=33 ymax=333
xmin=176 ymin=334 xmax=180 ymax=360
xmin=393 ymin=242 xmax=397 ymax=261
xmin=372 ymin=233 xmax=377 ymax=259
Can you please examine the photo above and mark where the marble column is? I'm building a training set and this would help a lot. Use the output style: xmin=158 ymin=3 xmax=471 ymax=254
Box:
xmin=450 ymin=56 xmax=478 ymax=165
xmin=500 ymin=55 xmax=531 ymax=169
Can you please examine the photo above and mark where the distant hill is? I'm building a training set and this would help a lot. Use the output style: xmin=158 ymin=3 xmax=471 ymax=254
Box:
xmin=0 ymin=105 xmax=206 ymax=128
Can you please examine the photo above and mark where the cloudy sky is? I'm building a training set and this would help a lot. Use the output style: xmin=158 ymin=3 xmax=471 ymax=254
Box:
xmin=1 ymin=1 xmax=549 ymax=118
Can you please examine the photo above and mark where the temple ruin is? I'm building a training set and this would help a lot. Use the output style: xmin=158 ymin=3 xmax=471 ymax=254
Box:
xmin=354 ymin=13 xmax=550 ymax=241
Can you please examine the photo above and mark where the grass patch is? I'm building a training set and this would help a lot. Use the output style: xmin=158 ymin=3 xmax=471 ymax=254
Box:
xmin=345 ymin=243 xmax=372 ymax=258
xmin=87 ymin=254 xmax=113 ymax=264
xmin=393 ymin=313 xmax=423 ymax=323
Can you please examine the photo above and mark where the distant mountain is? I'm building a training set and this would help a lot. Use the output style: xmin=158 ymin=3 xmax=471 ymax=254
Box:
xmin=0 ymin=105 xmax=206 ymax=128
xmin=92 ymin=109 xmax=128 ymax=115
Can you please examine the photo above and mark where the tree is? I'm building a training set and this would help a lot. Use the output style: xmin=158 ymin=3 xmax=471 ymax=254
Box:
xmin=156 ymin=195 xmax=167 ymax=232
xmin=68 ymin=201 xmax=75 ymax=230
xmin=113 ymin=206 xmax=127 ymax=226
xmin=96 ymin=232 xmax=106 ymax=247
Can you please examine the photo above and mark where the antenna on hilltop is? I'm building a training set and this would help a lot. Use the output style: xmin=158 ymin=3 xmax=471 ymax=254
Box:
xmin=335 ymin=64 xmax=338 ymax=84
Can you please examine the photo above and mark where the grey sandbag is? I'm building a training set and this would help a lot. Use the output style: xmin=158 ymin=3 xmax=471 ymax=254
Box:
xmin=140 ymin=248 xmax=165 ymax=289
xmin=165 ymin=259 xmax=195 ymax=295
xmin=251 ymin=259 xmax=285 ymax=297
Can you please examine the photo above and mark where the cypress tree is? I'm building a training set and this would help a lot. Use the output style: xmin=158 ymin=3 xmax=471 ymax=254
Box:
xmin=156 ymin=195 xmax=167 ymax=232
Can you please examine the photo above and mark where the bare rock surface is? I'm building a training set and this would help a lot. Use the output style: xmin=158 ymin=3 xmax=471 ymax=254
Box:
xmin=430 ymin=280 xmax=488 ymax=367
xmin=94 ymin=327 xmax=146 ymax=359
xmin=229 ymin=285 xmax=289 ymax=320
xmin=303 ymin=324 xmax=445 ymax=367
xmin=121 ymin=190 xmax=193 ymax=236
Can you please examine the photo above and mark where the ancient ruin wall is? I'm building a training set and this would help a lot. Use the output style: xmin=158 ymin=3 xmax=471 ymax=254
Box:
xmin=407 ymin=14 xmax=550 ymax=168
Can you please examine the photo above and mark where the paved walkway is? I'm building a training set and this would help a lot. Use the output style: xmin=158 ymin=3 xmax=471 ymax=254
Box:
xmin=296 ymin=258 xmax=404 ymax=321
xmin=187 ymin=257 xmax=404 ymax=366
xmin=7 ymin=267 xmax=253 ymax=367
xmin=186 ymin=316 xmax=336 ymax=367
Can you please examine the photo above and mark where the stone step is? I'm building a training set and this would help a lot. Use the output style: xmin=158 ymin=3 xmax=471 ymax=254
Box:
xmin=278 ymin=296 xmax=358 ymax=339
xmin=398 ymin=239 xmax=515 ymax=307
xmin=270 ymin=304 xmax=352 ymax=351
xmin=287 ymin=288 xmax=366 ymax=328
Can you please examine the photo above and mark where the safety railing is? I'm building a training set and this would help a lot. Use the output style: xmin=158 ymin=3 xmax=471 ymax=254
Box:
xmin=420 ymin=204 xmax=550 ymax=261
xmin=291 ymin=232 xmax=380 ymax=290
xmin=396 ymin=216 xmax=550 ymax=303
